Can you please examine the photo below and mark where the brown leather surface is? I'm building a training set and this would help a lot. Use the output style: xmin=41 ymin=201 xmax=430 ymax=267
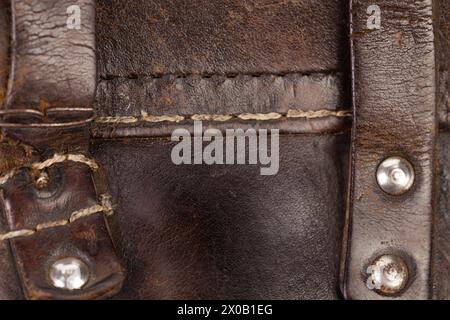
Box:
xmin=434 ymin=0 xmax=450 ymax=300
xmin=438 ymin=0 xmax=449 ymax=126
xmin=0 ymin=0 xmax=124 ymax=300
xmin=0 ymin=0 xmax=448 ymax=300
xmin=1 ymin=162 xmax=124 ymax=300
xmin=90 ymin=0 xmax=352 ymax=299
xmin=435 ymin=133 xmax=450 ymax=300
xmin=4 ymin=0 xmax=96 ymax=110
xmin=91 ymin=118 xmax=351 ymax=140
xmin=0 ymin=0 xmax=8 ymax=106
xmin=96 ymin=0 xmax=349 ymax=77
xmin=0 ymin=179 xmax=22 ymax=300
xmin=96 ymin=73 xmax=346 ymax=118
xmin=93 ymin=72 xmax=350 ymax=138
xmin=91 ymin=135 xmax=349 ymax=299
xmin=342 ymin=0 xmax=437 ymax=300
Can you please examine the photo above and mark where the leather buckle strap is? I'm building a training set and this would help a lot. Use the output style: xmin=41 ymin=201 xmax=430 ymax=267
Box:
xmin=0 ymin=0 xmax=125 ymax=299
xmin=0 ymin=153 xmax=124 ymax=299
xmin=341 ymin=0 xmax=437 ymax=299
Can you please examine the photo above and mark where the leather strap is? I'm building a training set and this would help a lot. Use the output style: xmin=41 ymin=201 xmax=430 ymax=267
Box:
xmin=0 ymin=0 xmax=124 ymax=299
xmin=342 ymin=0 xmax=437 ymax=299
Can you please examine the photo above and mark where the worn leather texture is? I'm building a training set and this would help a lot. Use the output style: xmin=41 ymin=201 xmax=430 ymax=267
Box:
xmin=4 ymin=0 xmax=96 ymax=110
xmin=0 ymin=0 xmax=8 ymax=106
xmin=92 ymin=73 xmax=350 ymax=138
xmin=1 ymin=162 xmax=124 ymax=300
xmin=435 ymin=133 xmax=450 ymax=300
xmin=96 ymin=0 xmax=348 ymax=77
xmin=434 ymin=0 xmax=450 ymax=300
xmin=0 ymin=0 xmax=124 ymax=300
xmin=0 ymin=0 xmax=449 ymax=300
xmin=91 ymin=0 xmax=352 ymax=300
xmin=343 ymin=0 xmax=437 ymax=300
xmin=96 ymin=74 xmax=345 ymax=119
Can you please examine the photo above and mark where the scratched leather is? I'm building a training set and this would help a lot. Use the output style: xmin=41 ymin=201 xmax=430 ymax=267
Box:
xmin=96 ymin=0 xmax=349 ymax=77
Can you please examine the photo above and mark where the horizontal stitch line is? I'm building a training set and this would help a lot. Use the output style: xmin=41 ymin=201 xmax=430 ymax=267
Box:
xmin=95 ymin=109 xmax=352 ymax=124
xmin=99 ymin=70 xmax=341 ymax=81
xmin=0 ymin=194 xmax=113 ymax=241
xmin=0 ymin=153 xmax=99 ymax=186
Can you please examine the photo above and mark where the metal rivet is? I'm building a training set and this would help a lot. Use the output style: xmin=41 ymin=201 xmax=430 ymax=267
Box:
xmin=49 ymin=257 xmax=89 ymax=290
xmin=376 ymin=157 xmax=414 ymax=195
xmin=366 ymin=255 xmax=409 ymax=296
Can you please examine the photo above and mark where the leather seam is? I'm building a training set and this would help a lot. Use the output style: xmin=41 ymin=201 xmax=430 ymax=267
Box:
xmin=99 ymin=70 xmax=341 ymax=81
xmin=95 ymin=109 xmax=352 ymax=124
xmin=0 ymin=153 xmax=99 ymax=186
xmin=0 ymin=194 xmax=113 ymax=241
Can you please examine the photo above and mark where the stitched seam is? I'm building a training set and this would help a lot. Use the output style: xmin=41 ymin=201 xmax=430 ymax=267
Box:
xmin=0 ymin=153 xmax=99 ymax=186
xmin=99 ymin=70 xmax=341 ymax=81
xmin=0 ymin=194 xmax=113 ymax=241
xmin=95 ymin=109 xmax=352 ymax=124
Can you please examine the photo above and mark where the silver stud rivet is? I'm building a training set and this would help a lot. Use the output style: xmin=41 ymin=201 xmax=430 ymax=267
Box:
xmin=49 ymin=257 xmax=89 ymax=290
xmin=376 ymin=157 xmax=414 ymax=195
xmin=366 ymin=255 xmax=409 ymax=296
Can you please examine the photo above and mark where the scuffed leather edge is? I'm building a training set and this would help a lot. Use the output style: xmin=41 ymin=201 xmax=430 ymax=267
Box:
xmin=0 ymin=0 xmax=10 ymax=108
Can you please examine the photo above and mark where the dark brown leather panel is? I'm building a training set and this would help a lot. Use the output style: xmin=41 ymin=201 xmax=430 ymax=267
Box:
xmin=96 ymin=0 xmax=349 ymax=77
xmin=91 ymin=134 xmax=349 ymax=300
xmin=5 ymin=0 xmax=96 ymax=110
xmin=343 ymin=0 xmax=437 ymax=300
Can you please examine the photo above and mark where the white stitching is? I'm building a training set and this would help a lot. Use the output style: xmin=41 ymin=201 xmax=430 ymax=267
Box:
xmin=32 ymin=154 xmax=99 ymax=171
xmin=0 ymin=153 xmax=99 ymax=186
xmin=95 ymin=109 xmax=352 ymax=124
xmin=0 ymin=194 xmax=113 ymax=241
